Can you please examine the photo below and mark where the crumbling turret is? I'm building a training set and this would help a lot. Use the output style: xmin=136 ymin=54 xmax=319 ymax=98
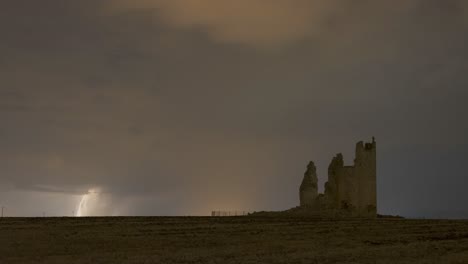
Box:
xmin=325 ymin=153 xmax=344 ymax=208
xmin=299 ymin=161 xmax=318 ymax=207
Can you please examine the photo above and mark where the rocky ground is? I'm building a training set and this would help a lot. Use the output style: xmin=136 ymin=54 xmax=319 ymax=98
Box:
xmin=1 ymin=216 xmax=468 ymax=263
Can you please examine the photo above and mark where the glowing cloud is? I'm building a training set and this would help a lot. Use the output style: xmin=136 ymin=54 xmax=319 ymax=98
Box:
xmin=109 ymin=0 xmax=341 ymax=48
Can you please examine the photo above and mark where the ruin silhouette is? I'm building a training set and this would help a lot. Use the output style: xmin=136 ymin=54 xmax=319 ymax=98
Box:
xmin=299 ymin=161 xmax=318 ymax=207
xmin=299 ymin=138 xmax=377 ymax=217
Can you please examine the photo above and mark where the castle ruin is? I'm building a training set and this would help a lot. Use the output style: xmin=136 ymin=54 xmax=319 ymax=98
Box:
xmin=299 ymin=138 xmax=377 ymax=217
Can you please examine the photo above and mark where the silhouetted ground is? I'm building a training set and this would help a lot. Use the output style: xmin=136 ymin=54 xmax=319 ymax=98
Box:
xmin=1 ymin=217 xmax=468 ymax=263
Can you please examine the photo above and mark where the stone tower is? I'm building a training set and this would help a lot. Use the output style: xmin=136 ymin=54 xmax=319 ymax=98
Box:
xmin=354 ymin=137 xmax=377 ymax=216
xmin=331 ymin=137 xmax=377 ymax=217
xmin=299 ymin=161 xmax=318 ymax=207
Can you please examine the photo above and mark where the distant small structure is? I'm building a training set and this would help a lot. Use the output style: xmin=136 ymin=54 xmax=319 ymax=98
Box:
xmin=211 ymin=211 xmax=248 ymax=217
xmin=299 ymin=138 xmax=377 ymax=217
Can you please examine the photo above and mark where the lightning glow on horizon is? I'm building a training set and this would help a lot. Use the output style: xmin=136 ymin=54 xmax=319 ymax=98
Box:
xmin=76 ymin=188 xmax=101 ymax=217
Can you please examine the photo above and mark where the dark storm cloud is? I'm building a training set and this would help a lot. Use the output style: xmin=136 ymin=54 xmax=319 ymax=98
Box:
xmin=0 ymin=0 xmax=468 ymax=217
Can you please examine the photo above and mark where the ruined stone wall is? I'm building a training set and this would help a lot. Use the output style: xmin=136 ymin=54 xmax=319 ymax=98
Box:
xmin=336 ymin=166 xmax=358 ymax=211
xmin=325 ymin=154 xmax=343 ymax=209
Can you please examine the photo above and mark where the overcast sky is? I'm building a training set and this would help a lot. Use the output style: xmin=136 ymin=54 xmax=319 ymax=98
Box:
xmin=1 ymin=0 xmax=468 ymax=218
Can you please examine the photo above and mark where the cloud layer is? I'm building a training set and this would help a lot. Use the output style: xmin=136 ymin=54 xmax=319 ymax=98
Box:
xmin=109 ymin=0 xmax=351 ymax=48
xmin=108 ymin=0 xmax=468 ymax=48
xmin=1 ymin=0 xmax=468 ymax=217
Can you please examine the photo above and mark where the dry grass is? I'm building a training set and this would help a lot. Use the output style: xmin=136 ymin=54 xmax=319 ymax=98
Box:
xmin=1 ymin=216 xmax=468 ymax=263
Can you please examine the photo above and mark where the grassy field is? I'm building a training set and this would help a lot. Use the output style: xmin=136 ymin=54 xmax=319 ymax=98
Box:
xmin=1 ymin=216 xmax=468 ymax=263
